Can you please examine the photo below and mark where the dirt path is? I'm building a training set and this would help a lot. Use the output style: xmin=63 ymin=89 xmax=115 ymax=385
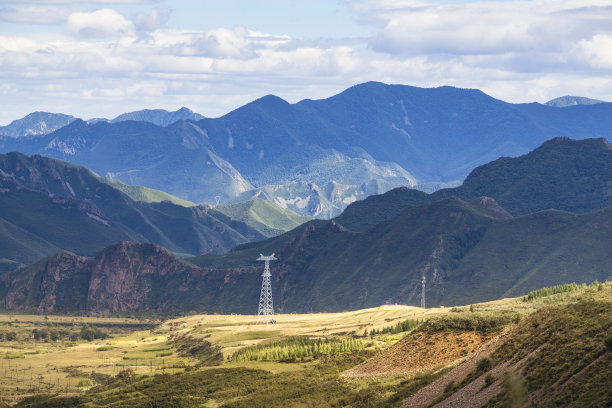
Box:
xmin=401 ymin=327 xmax=514 ymax=408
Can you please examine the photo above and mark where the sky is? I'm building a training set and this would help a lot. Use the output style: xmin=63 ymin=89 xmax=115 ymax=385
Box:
xmin=1 ymin=0 xmax=612 ymax=124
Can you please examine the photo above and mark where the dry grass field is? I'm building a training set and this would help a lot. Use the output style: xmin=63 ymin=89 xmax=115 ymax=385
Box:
xmin=1 ymin=281 xmax=609 ymax=406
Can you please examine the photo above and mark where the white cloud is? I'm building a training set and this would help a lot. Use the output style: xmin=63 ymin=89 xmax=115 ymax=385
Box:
xmin=578 ymin=34 xmax=612 ymax=69
xmin=1 ymin=0 xmax=612 ymax=124
xmin=68 ymin=8 xmax=134 ymax=38
xmin=133 ymin=7 xmax=171 ymax=32
xmin=0 ymin=5 xmax=74 ymax=24
xmin=0 ymin=1 xmax=153 ymax=3
xmin=361 ymin=0 xmax=612 ymax=60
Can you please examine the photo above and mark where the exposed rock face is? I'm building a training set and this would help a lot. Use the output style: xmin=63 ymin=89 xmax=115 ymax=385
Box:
xmin=86 ymin=242 xmax=193 ymax=313
xmin=0 ymin=241 xmax=258 ymax=315
xmin=2 ymin=251 xmax=89 ymax=313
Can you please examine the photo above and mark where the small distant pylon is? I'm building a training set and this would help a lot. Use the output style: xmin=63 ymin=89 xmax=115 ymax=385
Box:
xmin=421 ymin=275 xmax=426 ymax=308
xmin=256 ymin=253 xmax=277 ymax=324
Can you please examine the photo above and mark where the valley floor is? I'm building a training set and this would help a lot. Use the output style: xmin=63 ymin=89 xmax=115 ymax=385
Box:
xmin=0 ymin=282 xmax=610 ymax=407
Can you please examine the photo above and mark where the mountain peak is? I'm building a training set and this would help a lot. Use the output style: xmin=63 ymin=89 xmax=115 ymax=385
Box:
xmin=0 ymin=111 xmax=76 ymax=138
xmin=544 ymin=95 xmax=606 ymax=107
xmin=110 ymin=107 xmax=204 ymax=127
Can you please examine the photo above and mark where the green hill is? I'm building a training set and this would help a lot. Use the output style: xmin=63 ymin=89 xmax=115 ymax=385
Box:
xmin=337 ymin=137 xmax=612 ymax=231
xmin=100 ymin=177 xmax=196 ymax=207
xmin=212 ymin=199 xmax=312 ymax=237
xmin=0 ymin=153 xmax=265 ymax=267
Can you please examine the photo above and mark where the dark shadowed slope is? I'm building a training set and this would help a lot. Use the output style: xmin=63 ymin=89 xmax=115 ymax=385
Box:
xmin=336 ymin=137 xmax=612 ymax=231
xmin=0 ymin=153 xmax=265 ymax=266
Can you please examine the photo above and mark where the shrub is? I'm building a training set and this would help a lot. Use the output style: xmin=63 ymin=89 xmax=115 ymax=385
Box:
xmin=77 ymin=379 xmax=92 ymax=387
xmin=421 ymin=313 xmax=516 ymax=334
xmin=484 ymin=374 xmax=496 ymax=388
xmin=80 ymin=325 xmax=108 ymax=341
xmin=477 ymin=357 xmax=492 ymax=372
xmin=444 ymin=380 xmax=455 ymax=393
xmin=605 ymin=334 xmax=612 ymax=351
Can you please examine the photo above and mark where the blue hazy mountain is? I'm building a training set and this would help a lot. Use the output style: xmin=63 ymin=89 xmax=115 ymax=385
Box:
xmin=2 ymin=82 xmax=612 ymax=217
xmin=0 ymin=112 xmax=76 ymax=138
xmin=110 ymin=107 xmax=205 ymax=126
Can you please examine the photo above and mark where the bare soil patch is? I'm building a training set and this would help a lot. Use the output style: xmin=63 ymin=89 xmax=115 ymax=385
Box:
xmin=344 ymin=330 xmax=488 ymax=378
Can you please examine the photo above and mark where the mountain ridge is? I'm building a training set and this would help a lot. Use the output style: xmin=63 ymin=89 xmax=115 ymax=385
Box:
xmin=4 ymin=82 xmax=612 ymax=217
xmin=0 ymin=152 xmax=267 ymax=266
xmin=4 ymin=195 xmax=611 ymax=315
xmin=335 ymin=137 xmax=612 ymax=231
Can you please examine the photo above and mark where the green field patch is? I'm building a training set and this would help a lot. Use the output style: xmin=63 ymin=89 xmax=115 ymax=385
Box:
xmin=4 ymin=352 xmax=25 ymax=359
xmin=219 ymin=330 xmax=281 ymax=343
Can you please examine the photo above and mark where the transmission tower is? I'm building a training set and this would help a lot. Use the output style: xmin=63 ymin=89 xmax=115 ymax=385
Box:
xmin=421 ymin=275 xmax=426 ymax=308
xmin=256 ymin=253 xmax=277 ymax=324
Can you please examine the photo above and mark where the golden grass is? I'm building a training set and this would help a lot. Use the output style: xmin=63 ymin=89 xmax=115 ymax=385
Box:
xmin=1 ymin=281 xmax=609 ymax=403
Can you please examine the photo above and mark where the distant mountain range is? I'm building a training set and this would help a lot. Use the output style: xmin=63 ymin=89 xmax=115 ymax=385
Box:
xmin=0 ymin=153 xmax=309 ymax=271
xmin=3 ymin=137 xmax=612 ymax=314
xmin=0 ymin=107 xmax=204 ymax=138
xmin=3 ymin=83 xmax=612 ymax=218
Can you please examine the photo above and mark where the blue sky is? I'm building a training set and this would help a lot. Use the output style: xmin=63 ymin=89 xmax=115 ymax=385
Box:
xmin=1 ymin=0 xmax=612 ymax=123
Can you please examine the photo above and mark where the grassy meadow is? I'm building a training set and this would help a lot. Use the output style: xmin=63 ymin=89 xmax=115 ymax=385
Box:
xmin=0 ymin=281 xmax=609 ymax=407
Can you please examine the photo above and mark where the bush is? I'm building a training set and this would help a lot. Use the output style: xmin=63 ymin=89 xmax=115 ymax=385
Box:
xmin=444 ymin=380 xmax=455 ymax=393
xmin=5 ymin=331 xmax=17 ymax=341
xmin=484 ymin=373 xmax=496 ymax=388
xmin=605 ymin=334 xmax=612 ymax=351
xmin=77 ymin=379 xmax=91 ymax=387
xmin=80 ymin=325 xmax=108 ymax=342
xmin=477 ymin=357 xmax=492 ymax=372
xmin=421 ymin=313 xmax=516 ymax=334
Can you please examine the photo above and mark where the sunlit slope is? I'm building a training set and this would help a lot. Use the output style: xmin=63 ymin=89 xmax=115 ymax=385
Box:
xmin=213 ymin=198 xmax=312 ymax=237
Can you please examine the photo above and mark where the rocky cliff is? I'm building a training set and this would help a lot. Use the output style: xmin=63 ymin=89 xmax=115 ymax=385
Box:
xmin=0 ymin=241 xmax=259 ymax=315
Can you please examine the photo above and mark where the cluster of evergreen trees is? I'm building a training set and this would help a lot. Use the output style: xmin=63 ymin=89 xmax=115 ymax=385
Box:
xmin=32 ymin=324 xmax=108 ymax=342
xmin=231 ymin=336 xmax=364 ymax=362
xmin=367 ymin=319 xmax=421 ymax=337
xmin=523 ymin=282 xmax=586 ymax=302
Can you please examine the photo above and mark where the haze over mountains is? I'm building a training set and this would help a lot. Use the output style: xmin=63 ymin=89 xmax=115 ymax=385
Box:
xmin=0 ymin=153 xmax=308 ymax=271
xmin=0 ymin=107 xmax=204 ymax=138
xmin=3 ymin=137 xmax=612 ymax=314
xmin=2 ymin=82 xmax=612 ymax=217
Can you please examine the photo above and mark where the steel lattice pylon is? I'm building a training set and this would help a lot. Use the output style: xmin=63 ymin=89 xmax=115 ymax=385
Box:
xmin=421 ymin=275 xmax=426 ymax=309
xmin=256 ymin=253 xmax=277 ymax=324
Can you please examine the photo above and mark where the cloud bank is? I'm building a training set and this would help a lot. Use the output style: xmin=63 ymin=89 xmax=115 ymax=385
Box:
xmin=0 ymin=0 xmax=611 ymax=123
